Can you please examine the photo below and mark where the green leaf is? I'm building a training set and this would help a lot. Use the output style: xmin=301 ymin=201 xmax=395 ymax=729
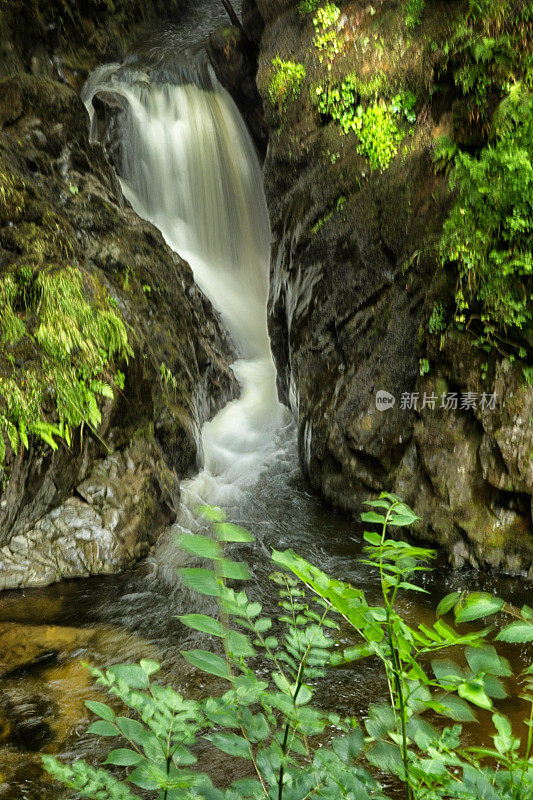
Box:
xmin=213 ymin=523 xmax=254 ymax=542
xmin=85 ymin=700 xmax=115 ymax=722
xmin=181 ymin=650 xmax=230 ymax=680
xmin=217 ymin=559 xmax=251 ymax=581
xmin=482 ymin=674 xmax=507 ymax=699
xmin=492 ymin=713 xmax=515 ymax=755
xmin=436 ymin=591 xmax=462 ymax=617
xmin=397 ymin=581 xmax=429 ymax=593
xmin=366 ymin=740 xmax=403 ymax=774
xmin=363 ymin=531 xmax=382 ymax=546
xmin=140 ymin=659 xmax=160 ymax=676
xmin=272 ymin=671 xmax=292 ymax=695
xmin=455 ymin=593 xmax=504 ymax=622
xmin=127 ymin=765 xmax=160 ymax=790
xmin=116 ymin=717 xmax=148 ymax=744
xmin=429 ymin=694 xmax=477 ymax=722
xmin=330 ymin=643 xmax=374 ymax=665
xmin=432 ymin=659 xmax=463 ymax=684
xmin=458 ymin=681 xmax=492 ymax=710
xmin=465 ymin=645 xmax=512 ymax=677
xmin=332 ymin=729 xmax=364 ymax=761
xmin=360 ymin=511 xmax=386 ymax=525
xmin=226 ymin=630 xmax=256 ymax=657
xmin=389 ymin=512 xmax=418 ymax=527
xmin=172 ymin=745 xmax=197 ymax=766
xmin=406 ymin=716 xmax=438 ymax=750
xmin=179 ymin=568 xmax=222 ymax=597
xmin=196 ymin=505 xmax=226 ymax=522
xmin=176 ymin=533 xmax=222 ymax=559
xmin=365 ymin=704 xmax=395 ymax=740
xmin=178 ymin=614 xmax=225 ymax=637
xmin=107 ymin=664 xmax=149 ymax=689
xmin=86 ymin=720 xmax=118 ymax=737
xmin=104 ymin=749 xmax=145 ymax=766
xmin=495 ymin=620 xmax=533 ymax=643
xmin=205 ymin=732 xmax=253 ymax=760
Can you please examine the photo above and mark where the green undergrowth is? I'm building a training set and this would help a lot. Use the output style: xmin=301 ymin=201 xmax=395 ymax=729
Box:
xmin=268 ymin=56 xmax=306 ymax=114
xmin=443 ymin=0 xmax=532 ymax=132
xmin=0 ymin=263 xmax=131 ymax=465
xmin=312 ymin=2 xmax=341 ymax=65
xmin=297 ymin=0 xmax=321 ymax=13
xmin=42 ymin=495 xmax=533 ymax=800
xmin=312 ymin=195 xmax=347 ymax=235
xmin=433 ymin=0 xmax=532 ymax=360
xmin=405 ymin=0 xmax=426 ymax=30
xmin=314 ymin=76 xmax=417 ymax=170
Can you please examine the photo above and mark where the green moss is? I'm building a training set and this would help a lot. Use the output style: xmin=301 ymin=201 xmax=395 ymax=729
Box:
xmin=0 ymin=171 xmax=26 ymax=223
xmin=268 ymin=56 xmax=306 ymax=113
xmin=0 ymin=265 xmax=132 ymax=464
xmin=313 ymin=3 xmax=341 ymax=65
xmin=405 ymin=0 xmax=426 ymax=29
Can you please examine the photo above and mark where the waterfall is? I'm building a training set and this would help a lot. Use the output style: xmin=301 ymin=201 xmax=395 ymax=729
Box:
xmin=82 ymin=62 xmax=290 ymax=545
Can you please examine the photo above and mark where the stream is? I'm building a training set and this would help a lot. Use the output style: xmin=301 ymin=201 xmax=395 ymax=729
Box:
xmin=0 ymin=2 xmax=531 ymax=797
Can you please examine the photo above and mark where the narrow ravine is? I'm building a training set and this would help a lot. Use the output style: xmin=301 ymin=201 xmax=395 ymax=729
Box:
xmin=0 ymin=7 xmax=531 ymax=799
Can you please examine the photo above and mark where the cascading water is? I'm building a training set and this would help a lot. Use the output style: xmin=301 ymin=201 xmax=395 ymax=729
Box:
xmin=82 ymin=59 xmax=291 ymax=547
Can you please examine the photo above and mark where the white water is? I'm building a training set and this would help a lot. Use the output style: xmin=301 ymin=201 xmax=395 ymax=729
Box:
xmin=82 ymin=65 xmax=291 ymax=536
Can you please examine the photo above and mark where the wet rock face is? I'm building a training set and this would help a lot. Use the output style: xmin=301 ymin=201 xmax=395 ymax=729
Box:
xmin=251 ymin=0 xmax=533 ymax=574
xmin=0 ymin=443 xmax=173 ymax=590
xmin=0 ymin=70 xmax=237 ymax=584
xmin=0 ymin=0 xmax=189 ymax=90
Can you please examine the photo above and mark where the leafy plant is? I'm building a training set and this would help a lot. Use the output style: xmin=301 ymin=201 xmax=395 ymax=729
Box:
xmin=273 ymin=493 xmax=533 ymax=800
xmin=297 ymin=0 xmax=321 ymax=13
xmin=428 ymin=303 xmax=446 ymax=335
xmin=442 ymin=0 xmax=532 ymax=128
xmin=268 ymin=57 xmax=306 ymax=113
xmin=43 ymin=497 xmax=533 ymax=800
xmin=315 ymin=79 xmax=417 ymax=170
xmin=439 ymin=86 xmax=532 ymax=346
xmin=312 ymin=3 xmax=341 ymax=66
xmin=0 ymin=266 xmax=131 ymax=464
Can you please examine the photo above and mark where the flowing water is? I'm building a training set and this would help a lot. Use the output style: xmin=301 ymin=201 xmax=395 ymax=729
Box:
xmin=0 ymin=4 xmax=531 ymax=797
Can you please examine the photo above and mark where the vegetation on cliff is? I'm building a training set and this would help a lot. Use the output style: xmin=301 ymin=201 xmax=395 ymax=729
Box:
xmin=435 ymin=0 xmax=532 ymax=364
xmin=0 ymin=259 xmax=131 ymax=465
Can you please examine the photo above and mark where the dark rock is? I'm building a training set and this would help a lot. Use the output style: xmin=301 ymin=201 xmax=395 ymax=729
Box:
xmin=206 ymin=24 xmax=268 ymax=157
xmin=252 ymin=0 xmax=533 ymax=574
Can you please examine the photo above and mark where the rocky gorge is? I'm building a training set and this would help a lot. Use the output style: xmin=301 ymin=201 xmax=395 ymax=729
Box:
xmin=0 ymin=0 xmax=532 ymax=591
